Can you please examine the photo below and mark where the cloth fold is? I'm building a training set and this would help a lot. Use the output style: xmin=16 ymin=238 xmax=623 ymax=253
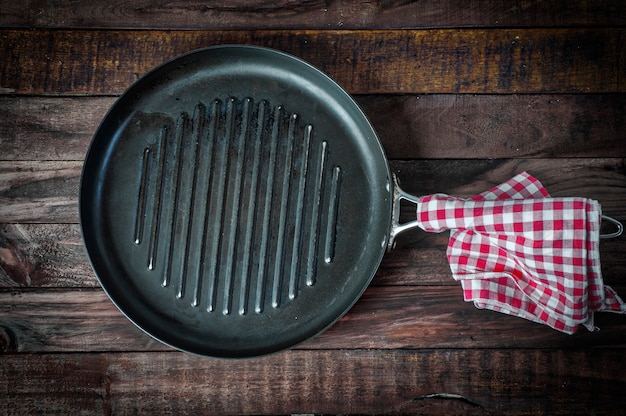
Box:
xmin=415 ymin=172 xmax=626 ymax=334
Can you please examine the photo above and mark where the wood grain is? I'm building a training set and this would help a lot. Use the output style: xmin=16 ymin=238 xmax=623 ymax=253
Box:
xmin=2 ymin=2 xmax=626 ymax=415
xmin=3 ymin=158 xmax=622 ymax=223
xmin=2 ymin=220 xmax=625 ymax=289
xmin=2 ymin=159 xmax=622 ymax=291
xmin=8 ymin=222 xmax=450 ymax=289
xmin=1 ymin=29 xmax=625 ymax=95
xmin=0 ymin=223 xmax=447 ymax=289
xmin=3 ymin=94 xmax=626 ymax=161
xmin=0 ymin=224 xmax=93 ymax=287
xmin=2 ymin=0 xmax=626 ymax=29
xmin=389 ymin=159 xmax=626 ymax=204
xmin=1 ymin=349 xmax=625 ymax=415
xmin=0 ymin=12 xmax=624 ymax=416
xmin=0 ymin=97 xmax=111 ymax=161
xmin=0 ymin=161 xmax=80 ymax=223
xmin=2 ymin=286 xmax=626 ymax=354
xmin=358 ymin=94 xmax=626 ymax=159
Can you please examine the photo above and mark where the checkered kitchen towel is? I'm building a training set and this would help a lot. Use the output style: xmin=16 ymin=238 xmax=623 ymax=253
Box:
xmin=415 ymin=172 xmax=626 ymax=334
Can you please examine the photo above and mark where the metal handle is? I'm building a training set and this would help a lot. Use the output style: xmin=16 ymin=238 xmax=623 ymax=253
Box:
xmin=601 ymin=215 xmax=623 ymax=239
xmin=388 ymin=174 xmax=422 ymax=251
xmin=386 ymin=174 xmax=624 ymax=249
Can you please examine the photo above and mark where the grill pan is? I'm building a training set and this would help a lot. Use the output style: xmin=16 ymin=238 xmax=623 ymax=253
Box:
xmin=80 ymin=45 xmax=420 ymax=358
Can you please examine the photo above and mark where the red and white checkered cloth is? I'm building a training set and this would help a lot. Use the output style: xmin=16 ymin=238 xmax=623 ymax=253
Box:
xmin=415 ymin=172 xmax=626 ymax=334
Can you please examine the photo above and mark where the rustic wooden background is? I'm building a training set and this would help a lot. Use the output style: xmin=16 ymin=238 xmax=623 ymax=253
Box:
xmin=1 ymin=1 xmax=626 ymax=414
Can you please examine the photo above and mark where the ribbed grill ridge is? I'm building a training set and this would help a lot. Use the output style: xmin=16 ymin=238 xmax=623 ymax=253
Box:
xmin=133 ymin=98 xmax=342 ymax=315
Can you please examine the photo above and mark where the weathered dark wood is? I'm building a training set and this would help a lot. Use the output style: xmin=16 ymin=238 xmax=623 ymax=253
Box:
xmin=0 ymin=161 xmax=80 ymax=223
xmin=1 ymin=287 xmax=626 ymax=353
xmin=0 ymin=97 xmax=111 ymax=161
xmin=2 ymin=221 xmax=625 ymax=289
xmin=2 ymin=4 xmax=626 ymax=413
xmin=389 ymin=159 xmax=626 ymax=203
xmin=1 ymin=349 xmax=625 ymax=415
xmin=0 ymin=223 xmax=444 ymax=288
xmin=2 ymin=29 xmax=625 ymax=95
xmin=2 ymin=158 xmax=622 ymax=224
xmin=382 ymin=230 xmax=626 ymax=287
xmin=2 ymin=0 xmax=626 ymax=30
xmin=0 ymin=223 xmax=93 ymax=287
xmin=3 ymin=94 xmax=626 ymax=161
xmin=0 ymin=289 xmax=163 ymax=353
xmin=358 ymin=94 xmax=626 ymax=159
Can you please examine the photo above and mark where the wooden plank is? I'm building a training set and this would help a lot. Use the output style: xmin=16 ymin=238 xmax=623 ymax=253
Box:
xmin=3 ymin=94 xmax=626 ymax=161
xmin=2 ymin=0 xmax=626 ymax=29
xmin=2 ymin=158 xmax=623 ymax=224
xmin=2 ymin=219 xmax=625 ymax=289
xmin=0 ymin=97 xmax=111 ymax=161
xmin=1 ymin=349 xmax=625 ymax=415
xmin=358 ymin=94 xmax=626 ymax=159
xmin=382 ymin=230 xmax=626 ymax=287
xmin=2 ymin=286 xmax=626 ymax=353
xmin=0 ymin=161 xmax=80 ymax=223
xmin=0 ymin=289 xmax=163 ymax=353
xmin=389 ymin=159 xmax=626 ymax=206
xmin=0 ymin=224 xmax=94 ymax=287
xmin=0 ymin=223 xmax=451 ymax=289
xmin=0 ymin=223 xmax=448 ymax=289
xmin=1 ymin=29 xmax=625 ymax=95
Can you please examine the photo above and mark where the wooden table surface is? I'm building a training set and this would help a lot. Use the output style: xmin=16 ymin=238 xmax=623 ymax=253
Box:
xmin=1 ymin=2 xmax=626 ymax=415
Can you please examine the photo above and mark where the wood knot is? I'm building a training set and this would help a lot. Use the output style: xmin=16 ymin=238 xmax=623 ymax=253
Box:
xmin=0 ymin=325 xmax=18 ymax=352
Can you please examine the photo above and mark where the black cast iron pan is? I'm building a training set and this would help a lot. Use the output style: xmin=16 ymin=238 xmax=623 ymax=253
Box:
xmin=80 ymin=45 xmax=421 ymax=358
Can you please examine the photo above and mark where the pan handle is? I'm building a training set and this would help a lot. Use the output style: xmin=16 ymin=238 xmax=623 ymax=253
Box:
xmin=600 ymin=215 xmax=623 ymax=239
xmin=388 ymin=174 xmax=422 ymax=251
xmin=386 ymin=173 xmax=625 ymax=251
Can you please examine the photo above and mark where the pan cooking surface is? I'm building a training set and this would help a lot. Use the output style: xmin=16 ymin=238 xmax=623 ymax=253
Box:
xmin=80 ymin=46 xmax=392 ymax=357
